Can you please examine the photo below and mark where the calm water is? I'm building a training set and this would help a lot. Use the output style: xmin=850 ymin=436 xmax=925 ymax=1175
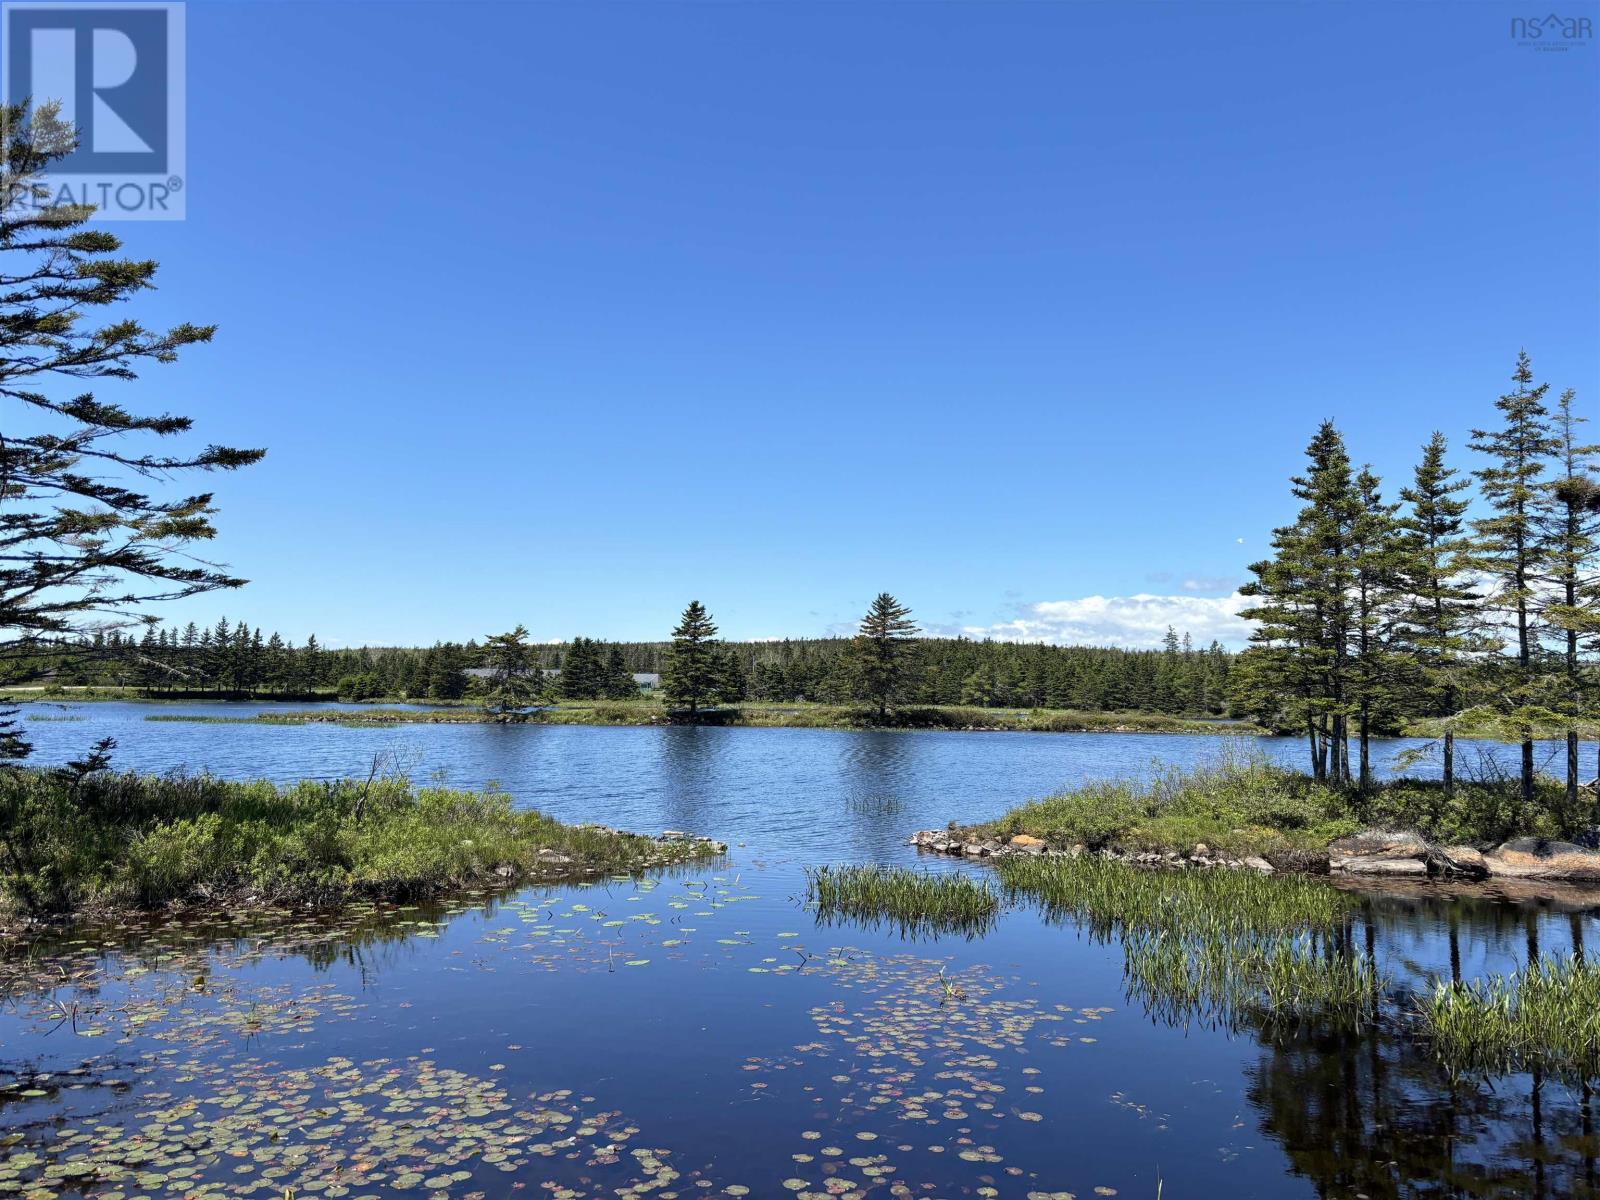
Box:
xmin=3 ymin=704 xmax=1598 ymax=1200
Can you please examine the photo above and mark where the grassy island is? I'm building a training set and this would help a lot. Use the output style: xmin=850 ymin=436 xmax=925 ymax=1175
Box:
xmin=967 ymin=754 xmax=1592 ymax=860
xmin=0 ymin=769 xmax=722 ymax=923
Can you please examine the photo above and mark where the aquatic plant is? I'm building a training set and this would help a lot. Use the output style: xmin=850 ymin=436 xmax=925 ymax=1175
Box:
xmin=803 ymin=864 xmax=999 ymax=938
xmin=1418 ymin=953 xmax=1600 ymax=1079
xmin=999 ymin=854 xmax=1379 ymax=1027
xmin=996 ymin=852 xmax=1355 ymax=938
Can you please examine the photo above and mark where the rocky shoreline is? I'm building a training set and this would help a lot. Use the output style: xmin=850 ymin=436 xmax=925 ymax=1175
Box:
xmin=909 ymin=824 xmax=1600 ymax=884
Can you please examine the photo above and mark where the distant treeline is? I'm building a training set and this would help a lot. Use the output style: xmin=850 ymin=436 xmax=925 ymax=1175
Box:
xmin=13 ymin=620 xmax=1234 ymax=715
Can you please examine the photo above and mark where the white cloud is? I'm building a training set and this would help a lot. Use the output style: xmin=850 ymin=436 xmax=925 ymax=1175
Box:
xmin=961 ymin=592 xmax=1254 ymax=650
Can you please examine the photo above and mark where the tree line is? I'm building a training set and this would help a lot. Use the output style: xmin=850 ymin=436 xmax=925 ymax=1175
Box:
xmin=34 ymin=614 xmax=1233 ymax=717
xmin=1235 ymin=351 xmax=1597 ymax=813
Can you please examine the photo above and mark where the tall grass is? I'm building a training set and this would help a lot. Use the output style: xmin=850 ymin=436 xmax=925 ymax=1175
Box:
xmin=998 ymin=853 xmax=1378 ymax=1027
xmin=980 ymin=746 xmax=1589 ymax=854
xmin=0 ymin=768 xmax=720 ymax=916
xmin=1418 ymin=954 xmax=1600 ymax=1079
xmin=804 ymin=865 xmax=1000 ymax=938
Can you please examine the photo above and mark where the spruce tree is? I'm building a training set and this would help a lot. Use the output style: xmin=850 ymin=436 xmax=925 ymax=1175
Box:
xmin=1238 ymin=422 xmax=1359 ymax=782
xmin=1536 ymin=388 xmax=1600 ymax=809
xmin=1396 ymin=433 xmax=1479 ymax=796
xmin=1349 ymin=467 xmax=1403 ymax=791
xmin=601 ymin=645 xmax=637 ymax=699
xmin=851 ymin=593 xmax=919 ymax=720
xmin=1469 ymin=351 xmax=1560 ymax=807
xmin=0 ymin=102 xmax=263 ymax=755
xmin=480 ymin=625 xmax=537 ymax=716
xmin=663 ymin=601 xmax=720 ymax=716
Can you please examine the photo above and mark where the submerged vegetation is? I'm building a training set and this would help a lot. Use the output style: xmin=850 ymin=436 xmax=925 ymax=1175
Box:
xmin=977 ymin=750 xmax=1593 ymax=856
xmin=1418 ymin=953 xmax=1600 ymax=1079
xmin=804 ymin=865 xmax=1000 ymax=938
xmin=0 ymin=768 xmax=721 ymax=919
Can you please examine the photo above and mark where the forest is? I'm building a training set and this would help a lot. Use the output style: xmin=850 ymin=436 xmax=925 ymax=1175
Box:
xmin=13 ymin=621 xmax=1234 ymax=718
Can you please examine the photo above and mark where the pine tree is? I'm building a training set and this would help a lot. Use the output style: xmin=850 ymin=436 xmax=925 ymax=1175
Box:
xmin=1469 ymin=351 xmax=1560 ymax=807
xmin=480 ymin=625 xmax=537 ymax=716
xmin=1396 ymin=432 xmax=1479 ymax=796
xmin=663 ymin=601 xmax=720 ymax=716
xmin=851 ymin=593 xmax=919 ymax=720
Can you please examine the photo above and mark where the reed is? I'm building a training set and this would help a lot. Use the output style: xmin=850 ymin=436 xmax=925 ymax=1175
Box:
xmin=998 ymin=854 xmax=1378 ymax=1026
xmin=803 ymin=864 xmax=1000 ymax=938
xmin=1418 ymin=953 xmax=1600 ymax=1079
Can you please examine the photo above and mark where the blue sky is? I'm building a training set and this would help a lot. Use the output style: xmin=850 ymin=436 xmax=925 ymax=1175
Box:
xmin=102 ymin=1 xmax=1600 ymax=648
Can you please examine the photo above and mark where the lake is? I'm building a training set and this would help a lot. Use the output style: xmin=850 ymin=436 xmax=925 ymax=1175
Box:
xmin=3 ymin=704 xmax=1597 ymax=1199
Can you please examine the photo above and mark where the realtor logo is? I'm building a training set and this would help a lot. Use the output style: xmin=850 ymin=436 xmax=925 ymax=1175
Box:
xmin=2 ymin=2 xmax=185 ymax=219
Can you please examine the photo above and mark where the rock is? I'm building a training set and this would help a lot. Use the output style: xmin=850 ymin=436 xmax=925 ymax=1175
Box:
xmin=1336 ymin=855 xmax=1429 ymax=877
xmin=534 ymin=849 xmax=574 ymax=865
xmin=1429 ymin=845 xmax=1489 ymax=880
xmin=1241 ymin=855 xmax=1275 ymax=874
xmin=1009 ymin=834 xmax=1046 ymax=849
xmin=1329 ymin=830 xmax=1430 ymax=861
xmin=1192 ymin=843 xmax=1210 ymax=857
xmin=660 ymin=829 xmax=688 ymax=841
xmin=1486 ymin=840 xmax=1600 ymax=882
xmin=494 ymin=865 xmax=516 ymax=878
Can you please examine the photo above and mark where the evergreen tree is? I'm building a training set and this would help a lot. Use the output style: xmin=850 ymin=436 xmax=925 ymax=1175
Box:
xmin=1469 ymin=351 xmax=1560 ymax=807
xmin=1396 ymin=433 xmax=1479 ymax=796
xmin=1536 ymin=388 xmax=1600 ymax=809
xmin=601 ymin=645 xmax=637 ymax=699
xmin=663 ymin=601 xmax=720 ymax=716
xmin=0 ymin=102 xmax=263 ymax=756
xmin=560 ymin=637 xmax=604 ymax=700
xmin=1349 ymin=467 xmax=1403 ymax=791
xmin=480 ymin=625 xmax=537 ymax=716
xmin=851 ymin=593 xmax=919 ymax=720
xmin=1238 ymin=422 xmax=1360 ymax=782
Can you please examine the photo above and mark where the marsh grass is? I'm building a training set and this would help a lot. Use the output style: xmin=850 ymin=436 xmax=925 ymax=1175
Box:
xmin=978 ymin=747 xmax=1588 ymax=855
xmin=0 ymin=769 xmax=721 ymax=917
xmin=1418 ymin=953 xmax=1600 ymax=1079
xmin=804 ymin=864 xmax=1000 ymax=939
xmin=998 ymin=854 xmax=1379 ymax=1026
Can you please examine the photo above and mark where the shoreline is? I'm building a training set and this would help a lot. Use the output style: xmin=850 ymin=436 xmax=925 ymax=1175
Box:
xmin=132 ymin=702 xmax=1258 ymax=735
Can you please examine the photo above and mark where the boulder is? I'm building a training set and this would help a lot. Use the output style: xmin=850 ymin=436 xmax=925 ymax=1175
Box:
xmin=1486 ymin=840 xmax=1600 ymax=882
xmin=1009 ymin=834 xmax=1046 ymax=848
xmin=1329 ymin=830 xmax=1430 ymax=861
xmin=1429 ymin=845 xmax=1489 ymax=880
xmin=1336 ymin=855 xmax=1429 ymax=877
xmin=1241 ymin=855 xmax=1275 ymax=874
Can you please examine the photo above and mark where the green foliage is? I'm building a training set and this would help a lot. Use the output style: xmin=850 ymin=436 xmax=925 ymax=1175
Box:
xmin=662 ymin=600 xmax=722 ymax=715
xmin=977 ymin=751 xmax=1592 ymax=855
xmin=479 ymin=626 xmax=538 ymax=716
xmin=982 ymin=752 xmax=1360 ymax=857
xmin=0 ymin=768 xmax=719 ymax=916
xmin=997 ymin=854 xmax=1378 ymax=1028
xmin=850 ymin=593 xmax=919 ymax=719
xmin=0 ymin=100 xmax=265 ymax=758
xmin=1418 ymin=953 xmax=1600 ymax=1080
xmin=804 ymin=864 xmax=999 ymax=938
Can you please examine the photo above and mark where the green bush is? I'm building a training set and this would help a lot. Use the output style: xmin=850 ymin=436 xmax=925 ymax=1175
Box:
xmin=974 ymin=747 xmax=1585 ymax=857
xmin=0 ymin=768 xmax=720 ymax=917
